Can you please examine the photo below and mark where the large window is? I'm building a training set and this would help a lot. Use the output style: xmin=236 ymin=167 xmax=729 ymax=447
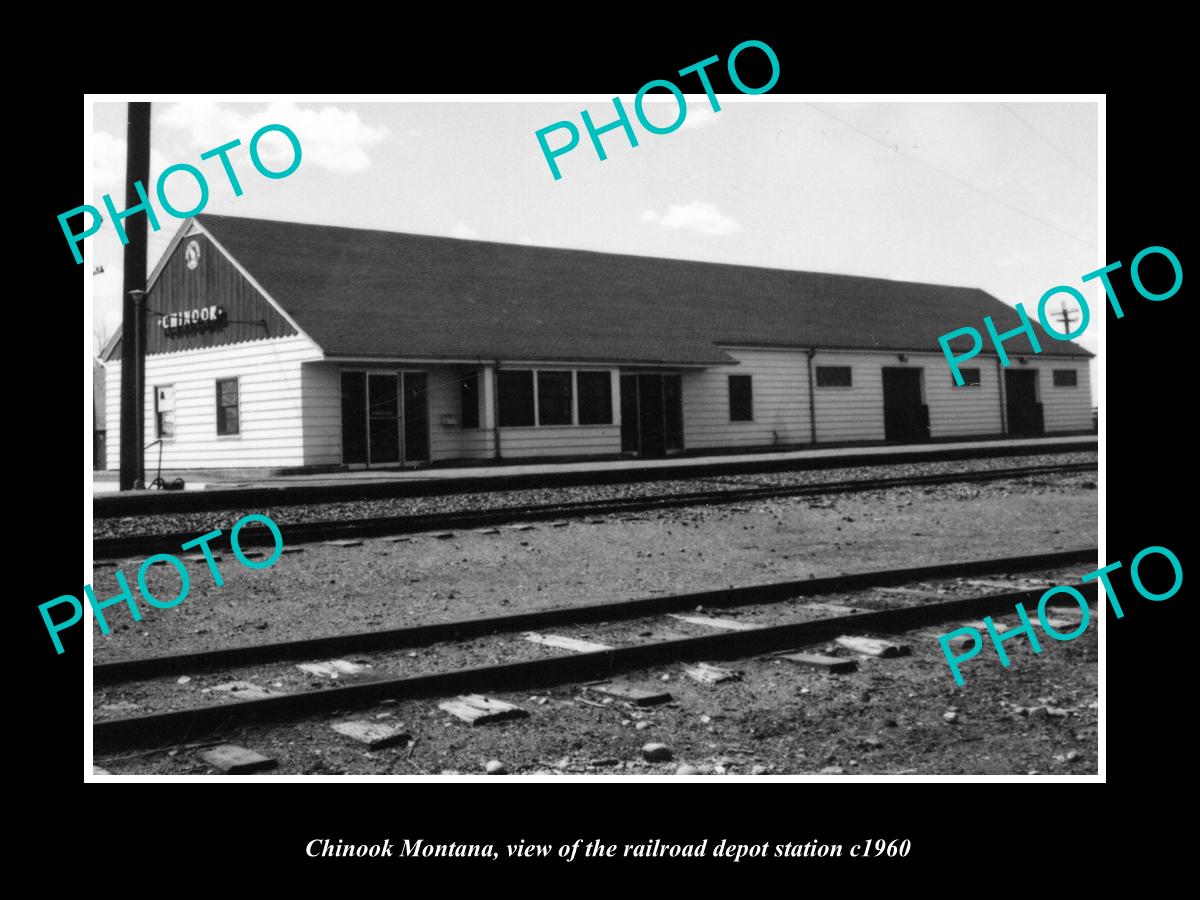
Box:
xmin=460 ymin=372 xmax=480 ymax=428
xmin=1053 ymin=369 xmax=1078 ymax=387
xmin=953 ymin=368 xmax=982 ymax=387
xmin=154 ymin=385 xmax=175 ymax=439
xmin=577 ymin=371 xmax=613 ymax=425
xmin=728 ymin=375 xmax=753 ymax=422
xmin=498 ymin=370 xmax=535 ymax=427
xmin=816 ymin=366 xmax=852 ymax=387
xmin=537 ymin=371 xmax=573 ymax=425
xmin=216 ymin=377 xmax=240 ymax=436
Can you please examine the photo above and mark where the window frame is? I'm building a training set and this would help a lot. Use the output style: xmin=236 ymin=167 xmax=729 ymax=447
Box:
xmin=728 ymin=374 xmax=754 ymax=422
xmin=536 ymin=369 xmax=575 ymax=427
xmin=576 ymin=370 xmax=613 ymax=426
xmin=154 ymin=384 xmax=175 ymax=440
xmin=497 ymin=369 xmax=536 ymax=428
xmin=215 ymin=376 xmax=241 ymax=438
xmin=1052 ymin=369 xmax=1079 ymax=388
xmin=815 ymin=365 xmax=853 ymax=388
xmin=953 ymin=367 xmax=982 ymax=388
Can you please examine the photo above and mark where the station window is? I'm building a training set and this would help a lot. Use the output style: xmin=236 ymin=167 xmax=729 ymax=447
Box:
xmin=577 ymin=371 xmax=613 ymax=425
xmin=537 ymin=371 xmax=574 ymax=426
xmin=460 ymin=372 xmax=480 ymax=428
xmin=1053 ymin=369 xmax=1078 ymax=387
xmin=216 ymin=377 xmax=240 ymax=436
xmin=154 ymin=385 xmax=175 ymax=439
xmin=816 ymin=366 xmax=852 ymax=387
xmin=498 ymin=370 xmax=535 ymax=427
xmin=953 ymin=368 xmax=982 ymax=387
xmin=729 ymin=375 xmax=753 ymax=422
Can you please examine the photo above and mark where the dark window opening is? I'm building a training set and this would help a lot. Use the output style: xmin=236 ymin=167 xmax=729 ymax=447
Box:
xmin=816 ymin=366 xmax=852 ymax=387
xmin=954 ymin=367 xmax=982 ymax=387
xmin=460 ymin=372 xmax=480 ymax=428
xmin=1053 ymin=369 xmax=1078 ymax=387
xmin=537 ymin=371 xmax=574 ymax=425
xmin=216 ymin=377 xmax=239 ymax=436
xmin=577 ymin=371 xmax=613 ymax=425
xmin=498 ymin=370 xmax=535 ymax=427
xmin=728 ymin=374 xmax=753 ymax=421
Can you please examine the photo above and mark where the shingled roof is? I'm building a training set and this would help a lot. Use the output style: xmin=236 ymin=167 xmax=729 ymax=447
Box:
xmin=187 ymin=214 xmax=1090 ymax=365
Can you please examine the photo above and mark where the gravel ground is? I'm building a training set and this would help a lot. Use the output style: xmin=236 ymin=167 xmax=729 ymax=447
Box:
xmin=90 ymin=470 xmax=1098 ymax=665
xmin=95 ymin=592 xmax=1099 ymax=776
xmin=92 ymin=566 xmax=1087 ymax=721
xmin=92 ymin=451 xmax=1096 ymax=538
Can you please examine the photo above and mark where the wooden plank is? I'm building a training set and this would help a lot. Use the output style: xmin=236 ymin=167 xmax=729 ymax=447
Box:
xmin=201 ymin=681 xmax=280 ymax=700
xmin=524 ymin=632 xmax=613 ymax=653
xmin=966 ymin=579 xmax=1046 ymax=591
xmin=438 ymin=694 xmax=529 ymax=726
xmin=324 ymin=539 xmax=363 ymax=548
xmin=802 ymin=603 xmax=862 ymax=616
xmin=590 ymin=683 xmax=673 ymax=706
xmin=200 ymin=744 xmax=277 ymax=774
xmin=778 ymin=652 xmax=858 ymax=673
xmin=835 ymin=636 xmax=912 ymax=658
xmin=681 ymin=662 xmax=741 ymax=685
xmin=876 ymin=587 xmax=932 ymax=597
xmin=330 ymin=720 xmax=411 ymax=749
xmin=296 ymin=659 xmax=372 ymax=680
xmin=669 ymin=614 xmax=760 ymax=632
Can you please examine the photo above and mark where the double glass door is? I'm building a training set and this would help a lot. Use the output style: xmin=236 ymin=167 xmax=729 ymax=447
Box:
xmin=341 ymin=371 xmax=430 ymax=467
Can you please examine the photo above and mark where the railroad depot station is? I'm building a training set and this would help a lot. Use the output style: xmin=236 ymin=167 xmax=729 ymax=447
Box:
xmin=100 ymin=215 xmax=1094 ymax=475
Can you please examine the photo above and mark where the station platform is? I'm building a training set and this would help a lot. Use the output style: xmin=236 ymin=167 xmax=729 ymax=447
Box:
xmin=93 ymin=435 xmax=1097 ymax=516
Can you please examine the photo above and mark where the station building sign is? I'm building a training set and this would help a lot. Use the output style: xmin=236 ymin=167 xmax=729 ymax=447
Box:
xmin=161 ymin=305 xmax=227 ymax=335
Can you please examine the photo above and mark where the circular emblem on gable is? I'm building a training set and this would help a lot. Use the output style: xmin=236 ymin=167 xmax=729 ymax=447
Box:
xmin=185 ymin=240 xmax=201 ymax=270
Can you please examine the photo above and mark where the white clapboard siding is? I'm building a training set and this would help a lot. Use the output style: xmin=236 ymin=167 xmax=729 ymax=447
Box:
xmin=682 ymin=348 xmax=810 ymax=450
xmin=923 ymin=353 xmax=1003 ymax=438
xmin=299 ymin=361 xmax=341 ymax=466
xmin=106 ymin=336 xmax=323 ymax=470
xmin=498 ymin=425 xmax=620 ymax=457
xmin=810 ymin=351 xmax=886 ymax=443
xmin=1027 ymin=358 xmax=1094 ymax=432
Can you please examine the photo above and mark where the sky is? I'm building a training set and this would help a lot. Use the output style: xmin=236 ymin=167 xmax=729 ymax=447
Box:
xmin=88 ymin=98 xmax=1099 ymax=397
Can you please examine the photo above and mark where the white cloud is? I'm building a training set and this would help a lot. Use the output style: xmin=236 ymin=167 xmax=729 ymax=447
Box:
xmin=92 ymin=131 xmax=169 ymax=200
xmin=157 ymin=101 xmax=388 ymax=174
xmin=450 ymin=222 xmax=479 ymax=239
xmin=639 ymin=201 xmax=742 ymax=236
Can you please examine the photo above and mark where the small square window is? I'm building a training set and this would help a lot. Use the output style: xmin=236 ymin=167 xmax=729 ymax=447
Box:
xmin=816 ymin=366 xmax=852 ymax=388
xmin=954 ymin=368 xmax=982 ymax=387
xmin=1053 ymin=369 xmax=1078 ymax=387
xmin=216 ymin=377 xmax=240 ymax=436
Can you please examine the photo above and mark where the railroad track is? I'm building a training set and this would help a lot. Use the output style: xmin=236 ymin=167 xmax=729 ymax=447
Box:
xmin=93 ymin=548 xmax=1097 ymax=754
xmin=94 ymin=461 xmax=1097 ymax=559
xmin=93 ymin=439 xmax=1098 ymax=518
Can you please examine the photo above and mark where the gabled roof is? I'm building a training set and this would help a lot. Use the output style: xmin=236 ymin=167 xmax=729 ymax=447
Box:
xmin=118 ymin=214 xmax=1095 ymax=365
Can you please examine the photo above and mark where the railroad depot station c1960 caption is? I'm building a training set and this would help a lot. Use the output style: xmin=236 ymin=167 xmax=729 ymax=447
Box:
xmin=99 ymin=214 xmax=1093 ymax=475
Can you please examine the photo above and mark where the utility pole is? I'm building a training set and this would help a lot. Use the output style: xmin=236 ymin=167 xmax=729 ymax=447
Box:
xmin=118 ymin=102 xmax=151 ymax=491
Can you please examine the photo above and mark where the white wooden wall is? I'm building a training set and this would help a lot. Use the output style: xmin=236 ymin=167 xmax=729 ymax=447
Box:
xmin=105 ymin=335 xmax=323 ymax=471
xmin=681 ymin=348 xmax=810 ymax=450
xmin=1020 ymin=358 xmax=1094 ymax=433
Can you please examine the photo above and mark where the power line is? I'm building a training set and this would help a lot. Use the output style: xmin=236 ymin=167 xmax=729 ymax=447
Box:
xmin=1002 ymin=103 xmax=1097 ymax=183
xmin=805 ymin=104 xmax=1096 ymax=250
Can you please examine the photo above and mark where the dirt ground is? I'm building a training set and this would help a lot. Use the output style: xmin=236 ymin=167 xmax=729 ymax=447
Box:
xmin=90 ymin=468 xmax=1100 ymax=777
xmin=94 ymin=591 xmax=1099 ymax=776
xmin=91 ymin=471 xmax=1097 ymax=663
